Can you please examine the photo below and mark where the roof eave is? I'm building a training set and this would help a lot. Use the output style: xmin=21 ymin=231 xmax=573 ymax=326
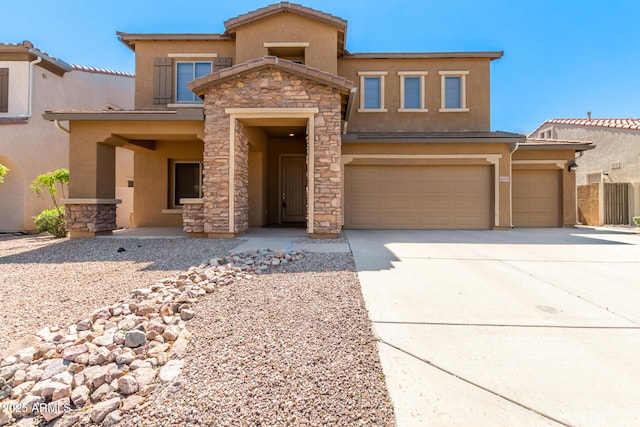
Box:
xmin=342 ymin=51 xmax=504 ymax=60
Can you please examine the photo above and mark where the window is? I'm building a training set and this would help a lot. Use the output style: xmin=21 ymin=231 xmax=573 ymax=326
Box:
xmin=358 ymin=72 xmax=387 ymax=112
xmin=171 ymin=161 xmax=203 ymax=208
xmin=0 ymin=68 xmax=8 ymax=113
xmin=398 ymin=71 xmax=428 ymax=112
xmin=176 ymin=62 xmax=211 ymax=103
xmin=439 ymin=71 xmax=469 ymax=112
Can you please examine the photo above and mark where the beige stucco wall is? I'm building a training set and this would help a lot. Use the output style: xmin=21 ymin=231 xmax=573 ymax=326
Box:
xmin=536 ymin=124 xmax=640 ymax=185
xmin=132 ymin=40 xmax=236 ymax=110
xmin=339 ymin=58 xmax=492 ymax=132
xmin=0 ymin=63 xmax=133 ymax=231
xmin=246 ymin=126 xmax=269 ymax=227
xmin=0 ymin=61 xmax=30 ymax=115
xmin=234 ymin=13 xmax=338 ymax=74
xmin=133 ymin=140 xmax=203 ymax=227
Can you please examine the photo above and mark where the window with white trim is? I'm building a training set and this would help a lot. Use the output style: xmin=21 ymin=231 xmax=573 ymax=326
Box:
xmin=171 ymin=161 xmax=203 ymax=208
xmin=398 ymin=71 xmax=428 ymax=112
xmin=439 ymin=71 xmax=469 ymax=112
xmin=358 ymin=72 xmax=387 ymax=112
xmin=176 ymin=62 xmax=211 ymax=103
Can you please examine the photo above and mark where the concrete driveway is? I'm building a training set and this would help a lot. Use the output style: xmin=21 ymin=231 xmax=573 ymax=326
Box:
xmin=346 ymin=228 xmax=640 ymax=427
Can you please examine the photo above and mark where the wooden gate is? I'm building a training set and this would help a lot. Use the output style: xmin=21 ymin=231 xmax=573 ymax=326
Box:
xmin=604 ymin=183 xmax=630 ymax=224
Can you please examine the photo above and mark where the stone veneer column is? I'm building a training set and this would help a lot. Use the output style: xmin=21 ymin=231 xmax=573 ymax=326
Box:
xmin=181 ymin=198 xmax=205 ymax=236
xmin=312 ymin=94 xmax=343 ymax=236
xmin=233 ymin=120 xmax=249 ymax=234
xmin=202 ymin=103 xmax=231 ymax=236
xmin=65 ymin=200 xmax=119 ymax=238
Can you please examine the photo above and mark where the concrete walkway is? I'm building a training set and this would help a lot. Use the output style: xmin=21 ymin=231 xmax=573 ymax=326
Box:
xmin=347 ymin=228 xmax=640 ymax=427
xmin=104 ymin=227 xmax=350 ymax=253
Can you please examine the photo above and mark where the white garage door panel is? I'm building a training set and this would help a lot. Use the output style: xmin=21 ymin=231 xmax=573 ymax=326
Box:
xmin=513 ymin=169 xmax=561 ymax=227
xmin=345 ymin=165 xmax=492 ymax=229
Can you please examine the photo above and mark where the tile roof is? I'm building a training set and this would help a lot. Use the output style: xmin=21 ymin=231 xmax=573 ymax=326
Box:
xmin=224 ymin=2 xmax=347 ymax=31
xmin=71 ymin=64 xmax=134 ymax=78
xmin=544 ymin=118 xmax=640 ymax=130
xmin=189 ymin=56 xmax=353 ymax=95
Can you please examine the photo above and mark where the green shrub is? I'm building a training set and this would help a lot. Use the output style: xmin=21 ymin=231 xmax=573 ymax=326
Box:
xmin=633 ymin=216 xmax=640 ymax=227
xmin=34 ymin=207 xmax=66 ymax=238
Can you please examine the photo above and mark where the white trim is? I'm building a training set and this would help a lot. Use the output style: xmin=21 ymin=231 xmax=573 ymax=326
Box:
xmin=225 ymin=108 xmax=318 ymax=116
xmin=225 ymin=108 xmax=317 ymax=234
xmin=308 ymin=116 xmax=315 ymax=234
xmin=358 ymin=72 xmax=387 ymax=112
xmin=398 ymin=71 xmax=428 ymax=112
xmin=342 ymin=154 xmax=502 ymax=227
xmin=263 ymin=42 xmax=310 ymax=48
xmin=439 ymin=71 xmax=469 ymax=112
xmin=168 ymin=53 xmax=218 ymax=58
xmin=62 ymin=198 xmax=122 ymax=205
xmin=229 ymin=117 xmax=236 ymax=233
xmin=512 ymin=160 xmax=565 ymax=169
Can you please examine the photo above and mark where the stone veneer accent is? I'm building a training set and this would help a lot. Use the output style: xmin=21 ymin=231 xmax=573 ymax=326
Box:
xmin=181 ymin=200 xmax=205 ymax=233
xmin=202 ymin=67 xmax=343 ymax=235
xmin=577 ymin=183 xmax=600 ymax=226
xmin=66 ymin=204 xmax=117 ymax=233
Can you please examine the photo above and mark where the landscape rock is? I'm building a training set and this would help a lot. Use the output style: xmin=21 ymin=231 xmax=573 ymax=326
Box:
xmin=159 ymin=359 xmax=184 ymax=383
xmin=118 ymin=375 xmax=138 ymax=395
xmin=90 ymin=397 xmax=121 ymax=423
xmin=124 ymin=330 xmax=147 ymax=348
xmin=71 ymin=384 xmax=90 ymax=407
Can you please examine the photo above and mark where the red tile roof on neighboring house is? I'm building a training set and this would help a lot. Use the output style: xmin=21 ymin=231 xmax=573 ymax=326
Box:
xmin=71 ymin=65 xmax=134 ymax=78
xmin=544 ymin=118 xmax=640 ymax=130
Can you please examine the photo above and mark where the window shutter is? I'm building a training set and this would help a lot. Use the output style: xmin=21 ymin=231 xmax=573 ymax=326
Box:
xmin=213 ymin=57 xmax=233 ymax=71
xmin=153 ymin=58 xmax=173 ymax=105
xmin=0 ymin=68 xmax=8 ymax=113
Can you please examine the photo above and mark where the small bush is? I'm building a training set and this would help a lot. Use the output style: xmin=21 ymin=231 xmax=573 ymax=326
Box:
xmin=34 ymin=207 xmax=66 ymax=238
xmin=633 ymin=216 xmax=640 ymax=227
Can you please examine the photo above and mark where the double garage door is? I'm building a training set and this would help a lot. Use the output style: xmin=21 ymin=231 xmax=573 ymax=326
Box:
xmin=344 ymin=165 xmax=492 ymax=229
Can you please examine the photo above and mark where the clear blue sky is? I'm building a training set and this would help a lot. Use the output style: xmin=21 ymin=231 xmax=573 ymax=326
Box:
xmin=2 ymin=0 xmax=639 ymax=134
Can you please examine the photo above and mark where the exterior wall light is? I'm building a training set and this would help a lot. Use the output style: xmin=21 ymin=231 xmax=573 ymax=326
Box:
xmin=567 ymin=161 xmax=578 ymax=173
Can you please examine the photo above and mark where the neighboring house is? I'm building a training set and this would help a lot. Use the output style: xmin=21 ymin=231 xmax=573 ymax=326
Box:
xmin=0 ymin=41 xmax=135 ymax=232
xmin=531 ymin=118 xmax=640 ymax=226
xmin=44 ymin=3 xmax=591 ymax=238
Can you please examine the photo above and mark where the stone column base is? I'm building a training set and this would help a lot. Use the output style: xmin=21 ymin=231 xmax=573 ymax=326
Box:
xmin=63 ymin=199 xmax=121 ymax=239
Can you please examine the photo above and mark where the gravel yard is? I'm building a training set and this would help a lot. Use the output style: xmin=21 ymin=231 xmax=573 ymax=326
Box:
xmin=0 ymin=234 xmax=395 ymax=426
xmin=0 ymin=234 xmax=241 ymax=357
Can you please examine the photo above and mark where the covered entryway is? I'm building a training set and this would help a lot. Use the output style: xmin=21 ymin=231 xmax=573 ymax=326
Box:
xmin=344 ymin=164 xmax=492 ymax=229
xmin=513 ymin=169 xmax=561 ymax=227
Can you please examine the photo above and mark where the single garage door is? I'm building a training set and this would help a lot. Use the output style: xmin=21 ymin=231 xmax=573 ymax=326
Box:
xmin=344 ymin=164 xmax=492 ymax=229
xmin=512 ymin=169 xmax=561 ymax=227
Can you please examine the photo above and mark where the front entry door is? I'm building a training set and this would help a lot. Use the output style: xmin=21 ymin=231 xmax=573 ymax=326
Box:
xmin=281 ymin=155 xmax=306 ymax=222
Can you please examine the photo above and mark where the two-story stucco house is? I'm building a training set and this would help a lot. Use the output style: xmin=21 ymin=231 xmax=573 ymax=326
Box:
xmin=0 ymin=41 xmax=134 ymax=232
xmin=44 ymin=3 xmax=592 ymax=238
xmin=531 ymin=118 xmax=640 ymax=226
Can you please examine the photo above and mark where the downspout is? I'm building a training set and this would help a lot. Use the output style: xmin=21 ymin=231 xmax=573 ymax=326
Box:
xmin=54 ymin=119 xmax=70 ymax=134
xmin=509 ymin=140 xmax=520 ymax=228
xmin=25 ymin=56 xmax=42 ymax=118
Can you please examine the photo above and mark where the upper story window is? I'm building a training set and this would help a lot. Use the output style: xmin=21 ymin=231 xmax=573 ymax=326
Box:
xmin=439 ymin=71 xmax=469 ymax=112
xmin=358 ymin=71 xmax=387 ymax=112
xmin=176 ymin=62 xmax=212 ymax=103
xmin=398 ymin=71 xmax=428 ymax=112
xmin=0 ymin=68 xmax=8 ymax=113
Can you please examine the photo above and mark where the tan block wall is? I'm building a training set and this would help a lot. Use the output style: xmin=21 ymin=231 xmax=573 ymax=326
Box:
xmin=578 ymin=183 xmax=600 ymax=226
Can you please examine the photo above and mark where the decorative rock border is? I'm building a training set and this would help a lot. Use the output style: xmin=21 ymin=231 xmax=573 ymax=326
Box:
xmin=0 ymin=249 xmax=304 ymax=426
